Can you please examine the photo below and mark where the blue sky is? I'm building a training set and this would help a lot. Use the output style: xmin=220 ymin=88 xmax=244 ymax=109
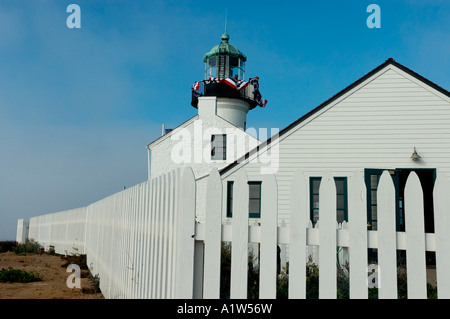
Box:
xmin=0 ymin=0 xmax=449 ymax=240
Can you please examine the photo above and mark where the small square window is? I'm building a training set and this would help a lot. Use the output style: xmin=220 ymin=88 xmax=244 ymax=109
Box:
xmin=310 ymin=177 xmax=348 ymax=225
xmin=211 ymin=134 xmax=226 ymax=160
xmin=226 ymin=181 xmax=261 ymax=218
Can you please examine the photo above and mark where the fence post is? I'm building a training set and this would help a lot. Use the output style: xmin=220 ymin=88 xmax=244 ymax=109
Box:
xmin=175 ymin=167 xmax=196 ymax=299
xmin=377 ymin=170 xmax=398 ymax=299
xmin=348 ymin=170 xmax=368 ymax=299
xmin=318 ymin=171 xmax=337 ymax=299
xmin=259 ymin=173 xmax=278 ymax=299
xmin=404 ymin=171 xmax=427 ymax=299
xmin=230 ymin=169 xmax=249 ymax=299
xmin=203 ymin=168 xmax=223 ymax=299
xmin=288 ymin=170 xmax=308 ymax=299
xmin=433 ymin=171 xmax=450 ymax=299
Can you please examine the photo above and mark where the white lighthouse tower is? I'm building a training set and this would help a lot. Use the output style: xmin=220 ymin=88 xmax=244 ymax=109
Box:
xmin=147 ymin=32 xmax=265 ymax=180
xmin=191 ymin=32 xmax=265 ymax=130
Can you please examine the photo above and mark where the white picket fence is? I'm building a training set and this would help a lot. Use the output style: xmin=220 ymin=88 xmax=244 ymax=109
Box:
xmin=21 ymin=167 xmax=450 ymax=299
xmin=16 ymin=219 xmax=29 ymax=244
xmin=26 ymin=169 xmax=183 ymax=299
xmin=181 ymin=167 xmax=450 ymax=299
xmin=29 ymin=207 xmax=87 ymax=254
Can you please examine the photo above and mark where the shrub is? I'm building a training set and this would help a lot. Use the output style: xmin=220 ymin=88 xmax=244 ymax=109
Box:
xmin=12 ymin=239 xmax=42 ymax=255
xmin=247 ymin=249 xmax=260 ymax=299
xmin=277 ymin=266 xmax=289 ymax=299
xmin=219 ymin=242 xmax=260 ymax=299
xmin=82 ymin=273 xmax=101 ymax=294
xmin=305 ymin=261 xmax=320 ymax=299
xmin=395 ymin=266 xmax=438 ymax=299
xmin=0 ymin=241 xmax=18 ymax=253
xmin=61 ymin=253 xmax=89 ymax=270
xmin=0 ymin=267 xmax=42 ymax=283
xmin=90 ymin=274 xmax=101 ymax=293
xmin=47 ymin=245 xmax=56 ymax=255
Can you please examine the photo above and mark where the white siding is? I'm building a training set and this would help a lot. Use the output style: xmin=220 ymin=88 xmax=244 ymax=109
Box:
xmin=149 ymin=114 xmax=260 ymax=222
xmin=150 ymin=115 xmax=259 ymax=180
xmin=221 ymin=65 xmax=450 ymax=225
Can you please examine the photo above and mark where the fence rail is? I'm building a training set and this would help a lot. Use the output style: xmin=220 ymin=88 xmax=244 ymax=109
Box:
xmin=20 ymin=167 xmax=450 ymax=299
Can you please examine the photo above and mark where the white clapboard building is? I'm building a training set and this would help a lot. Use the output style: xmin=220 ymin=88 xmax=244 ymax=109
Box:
xmin=146 ymin=32 xmax=450 ymax=265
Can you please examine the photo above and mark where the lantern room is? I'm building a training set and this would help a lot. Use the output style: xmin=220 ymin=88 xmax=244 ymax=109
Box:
xmin=191 ymin=32 xmax=267 ymax=128
xmin=203 ymin=32 xmax=246 ymax=80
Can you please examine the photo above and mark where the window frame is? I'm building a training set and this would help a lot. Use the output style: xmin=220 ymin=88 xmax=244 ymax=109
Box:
xmin=248 ymin=181 xmax=262 ymax=218
xmin=211 ymin=134 xmax=227 ymax=161
xmin=309 ymin=176 xmax=348 ymax=225
xmin=226 ymin=180 xmax=261 ymax=219
xmin=226 ymin=181 xmax=233 ymax=218
xmin=364 ymin=168 xmax=436 ymax=231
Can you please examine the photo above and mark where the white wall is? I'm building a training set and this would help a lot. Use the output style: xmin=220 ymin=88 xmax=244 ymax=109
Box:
xmin=149 ymin=110 xmax=258 ymax=181
xmin=216 ymin=97 xmax=250 ymax=129
xmin=221 ymin=64 xmax=450 ymax=225
xmin=149 ymin=109 xmax=260 ymax=222
xmin=149 ymin=95 xmax=259 ymax=179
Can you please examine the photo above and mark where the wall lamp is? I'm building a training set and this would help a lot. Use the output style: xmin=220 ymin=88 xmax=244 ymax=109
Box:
xmin=411 ymin=147 xmax=421 ymax=161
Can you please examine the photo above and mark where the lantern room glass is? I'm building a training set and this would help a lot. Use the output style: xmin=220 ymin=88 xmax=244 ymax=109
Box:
xmin=205 ymin=56 xmax=245 ymax=80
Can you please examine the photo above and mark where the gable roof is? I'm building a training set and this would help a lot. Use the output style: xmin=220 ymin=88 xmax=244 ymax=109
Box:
xmin=219 ymin=58 xmax=450 ymax=175
xmin=147 ymin=115 xmax=198 ymax=149
xmin=147 ymin=111 xmax=260 ymax=150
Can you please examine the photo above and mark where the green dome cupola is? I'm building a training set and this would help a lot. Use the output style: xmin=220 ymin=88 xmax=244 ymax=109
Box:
xmin=191 ymin=31 xmax=267 ymax=116
xmin=203 ymin=33 xmax=246 ymax=80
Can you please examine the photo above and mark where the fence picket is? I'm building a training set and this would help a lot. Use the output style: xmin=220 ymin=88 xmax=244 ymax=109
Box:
xmin=203 ymin=168 xmax=223 ymax=299
xmin=143 ymin=180 xmax=152 ymax=298
xmin=167 ymin=170 xmax=176 ymax=298
xmin=149 ymin=177 xmax=157 ymax=298
xmin=130 ymin=184 xmax=138 ymax=298
xmin=289 ymin=170 xmax=308 ymax=299
xmin=156 ymin=177 xmax=164 ymax=298
xmin=434 ymin=171 xmax=450 ymax=298
xmin=171 ymin=168 xmax=181 ymax=297
xmin=137 ymin=183 xmax=145 ymax=298
xmin=151 ymin=176 xmax=161 ymax=298
xmin=348 ymin=170 xmax=368 ymax=299
xmin=377 ymin=170 xmax=398 ymax=299
xmin=162 ymin=173 xmax=171 ymax=298
xmin=404 ymin=172 xmax=427 ymax=299
xmin=175 ymin=167 xmax=196 ymax=298
xmin=318 ymin=171 xmax=337 ymax=299
xmin=259 ymin=173 xmax=278 ymax=299
xmin=230 ymin=169 xmax=249 ymax=299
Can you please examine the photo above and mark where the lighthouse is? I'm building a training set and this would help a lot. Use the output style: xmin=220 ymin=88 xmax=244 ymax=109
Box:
xmin=147 ymin=32 xmax=264 ymax=180
xmin=191 ymin=32 xmax=266 ymax=130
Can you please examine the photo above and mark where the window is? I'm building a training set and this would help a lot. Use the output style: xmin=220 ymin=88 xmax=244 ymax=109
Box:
xmin=226 ymin=181 xmax=262 ymax=218
xmin=211 ymin=134 xmax=226 ymax=160
xmin=248 ymin=182 xmax=262 ymax=218
xmin=310 ymin=177 xmax=348 ymax=225
xmin=205 ymin=57 xmax=218 ymax=79
xmin=226 ymin=181 xmax=233 ymax=218
xmin=364 ymin=168 xmax=436 ymax=232
xmin=365 ymin=170 xmax=383 ymax=230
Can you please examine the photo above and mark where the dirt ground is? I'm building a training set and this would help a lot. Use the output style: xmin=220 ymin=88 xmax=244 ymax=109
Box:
xmin=0 ymin=252 xmax=104 ymax=299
